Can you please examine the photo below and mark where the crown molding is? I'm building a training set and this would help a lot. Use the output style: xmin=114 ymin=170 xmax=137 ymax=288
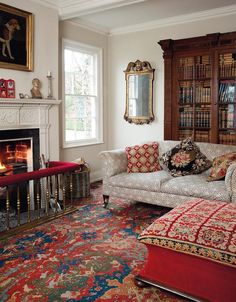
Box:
xmin=65 ymin=20 xmax=109 ymax=36
xmin=31 ymin=0 xmax=146 ymax=20
xmin=30 ymin=0 xmax=59 ymax=10
xmin=30 ymin=1 xmax=236 ymax=36
xmin=110 ymin=4 xmax=236 ymax=36
xmin=59 ymin=0 xmax=146 ymax=20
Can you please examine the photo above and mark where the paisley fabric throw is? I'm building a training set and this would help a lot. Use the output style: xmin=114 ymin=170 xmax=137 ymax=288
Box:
xmin=160 ymin=137 xmax=211 ymax=177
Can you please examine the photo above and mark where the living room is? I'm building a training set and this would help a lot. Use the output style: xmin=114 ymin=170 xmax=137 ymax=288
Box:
xmin=0 ymin=0 xmax=235 ymax=182
xmin=0 ymin=0 xmax=236 ymax=301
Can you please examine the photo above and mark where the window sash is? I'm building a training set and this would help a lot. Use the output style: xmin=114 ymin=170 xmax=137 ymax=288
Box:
xmin=62 ymin=39 xmax=103 ymax=148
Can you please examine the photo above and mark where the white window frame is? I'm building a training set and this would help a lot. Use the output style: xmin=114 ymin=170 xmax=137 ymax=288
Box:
xmin=62 ymin=39 xmax=103 ymax=148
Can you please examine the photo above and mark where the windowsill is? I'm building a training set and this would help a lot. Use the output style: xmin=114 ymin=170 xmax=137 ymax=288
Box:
xmin=62 ymin=140 xmax=104 ymax=149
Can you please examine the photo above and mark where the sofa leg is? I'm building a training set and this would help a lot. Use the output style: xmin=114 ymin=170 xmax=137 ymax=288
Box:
xmin=103 ymin=195 xmax=109 ymax=208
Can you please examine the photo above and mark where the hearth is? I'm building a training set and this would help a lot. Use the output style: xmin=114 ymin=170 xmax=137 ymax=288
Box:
xmin=0 ymin=129 xmax=40 ymax=212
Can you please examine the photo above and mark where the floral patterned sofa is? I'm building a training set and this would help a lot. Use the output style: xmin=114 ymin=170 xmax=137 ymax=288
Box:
xmin=100 ymin=141 xmax=236 ymax=208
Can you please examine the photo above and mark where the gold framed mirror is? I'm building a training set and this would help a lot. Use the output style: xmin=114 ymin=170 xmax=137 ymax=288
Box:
xmin=124 ymin=60 xmax=155 ymax=124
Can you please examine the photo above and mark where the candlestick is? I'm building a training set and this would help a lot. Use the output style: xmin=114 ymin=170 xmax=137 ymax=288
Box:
xmin=46 ymin=73 xmax=53 ymax=99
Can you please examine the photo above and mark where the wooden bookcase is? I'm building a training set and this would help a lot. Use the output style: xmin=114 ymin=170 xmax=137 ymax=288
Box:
xmin=159 ymin=31 xmax=236 ymax=145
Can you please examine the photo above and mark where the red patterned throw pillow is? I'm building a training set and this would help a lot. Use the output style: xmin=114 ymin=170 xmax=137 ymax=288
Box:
xmin=208 ymin=152 xmax=236 ymax=181
xmin=125 ymin=142 xmax=161 ymax=173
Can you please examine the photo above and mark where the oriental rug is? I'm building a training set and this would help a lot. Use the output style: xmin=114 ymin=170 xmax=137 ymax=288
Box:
xmin=0 ymin=182 xmax=190 ymax=302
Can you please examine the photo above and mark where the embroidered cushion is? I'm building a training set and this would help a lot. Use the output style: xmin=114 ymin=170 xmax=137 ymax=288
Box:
xmin=139 ymin=199 xmax=236 ymax=267
xmin=125 ymin=142 xmax=161 ymax=173
xmin=208 ymin=152 xmax=236 ymax=181
xmin=160 ymin=137 xmax=211 ymax=177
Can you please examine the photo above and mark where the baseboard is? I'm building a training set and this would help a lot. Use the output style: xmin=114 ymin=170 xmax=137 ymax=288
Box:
xmin=90 ymin=170 xmax=102 ymax=183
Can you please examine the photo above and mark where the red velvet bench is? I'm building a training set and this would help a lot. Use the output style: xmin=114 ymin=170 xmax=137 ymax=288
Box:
xmin=136 ymin=199 xmax=236 ymax=302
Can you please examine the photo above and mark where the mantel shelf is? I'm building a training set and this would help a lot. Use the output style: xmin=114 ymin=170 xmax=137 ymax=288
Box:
xmin=0 ymin=98 xmax=61 ymax=105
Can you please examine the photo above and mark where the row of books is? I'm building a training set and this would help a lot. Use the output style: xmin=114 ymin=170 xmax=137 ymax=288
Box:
xmin=179 ymin=131 xmax=235 ymax=144
xmin=218 ymin=82 xmax=236 ymax=103
xmin=178 ymin=56 xmax=211 ymax=66
xmin=179 ymin=107 xmax=193 ymax=127
xmin=219 ymin=63 xmax=236 ymax=77
xmin=178 ymin=57 xmax=194 ymax=67
xmin=195 ymin=86 xmax=211 ymax=103
xmin=219 ymin=53 xmax=236 ymax=77
xmin=179 ymin=82 xmax=236 ymax=103
xmin=178 ymin=129 xmax=193 ymax=140
xmin=178 ymin=130 xmax=210 ymax=142
xmin=177 ymin=64 xmax=211 ymax=80
xmin=219 ymin=132 xmax=236 ymax=145
xmin=195 ymin=130 xmax=210 ymax=142
xmin=179 ymin=112 xmax=211 ymax=127
xmin=179 ymin=83 xmax=211 ymax=103
xmin=219 ymin=107 xmax=235 ymax=128
xmin=219 ymin=53 xmax=234 ymax=64
xmin=195 ymin=111 xmax=211 ymax=127
xmin=179 ymin=86 xmax=193 ymax=103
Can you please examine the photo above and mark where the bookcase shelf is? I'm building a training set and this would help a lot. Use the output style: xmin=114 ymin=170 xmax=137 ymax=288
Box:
xmin=219 ymin=102 xmax=236 ymax=104
xmin=159 ymin=31 xmax=236 ymax=145
xmin=220 ymin=77 xmax=236 ymax=80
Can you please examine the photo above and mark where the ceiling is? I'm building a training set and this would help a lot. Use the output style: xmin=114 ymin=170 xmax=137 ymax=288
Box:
xmin=33 ymin=0 xmax=236 ymax=34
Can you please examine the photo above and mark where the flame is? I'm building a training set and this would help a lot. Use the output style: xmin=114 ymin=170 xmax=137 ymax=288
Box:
xmin=0 ymin=161 xmax=6 ymax=170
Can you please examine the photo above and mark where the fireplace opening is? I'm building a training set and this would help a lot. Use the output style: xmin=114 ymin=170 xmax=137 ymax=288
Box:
xmin=0 ymin=139 xmax=32 ymax=175
xmin=0 ymin=129 xmax=40 ymax=212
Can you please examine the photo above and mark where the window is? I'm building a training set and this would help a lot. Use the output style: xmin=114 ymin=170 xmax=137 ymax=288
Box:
xmin=62 ymin=39 xmax=103 ymax=147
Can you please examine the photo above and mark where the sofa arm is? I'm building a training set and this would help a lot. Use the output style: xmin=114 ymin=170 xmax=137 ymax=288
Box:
xmin=225 ymin=163 xmax=236 ymax=202
xmin=99 ymin=149 xmax=127 ymax=179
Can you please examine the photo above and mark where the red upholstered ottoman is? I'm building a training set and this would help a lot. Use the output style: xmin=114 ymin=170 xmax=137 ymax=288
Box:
xmin=136 ymin=199 xmax=236 ymax=302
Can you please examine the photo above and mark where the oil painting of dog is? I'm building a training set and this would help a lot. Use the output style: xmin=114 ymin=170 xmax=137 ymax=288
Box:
xmin=0 ymin=3 xmax=33 ymax=71
xmin=0 ymin=18 xmax=21 ymax=60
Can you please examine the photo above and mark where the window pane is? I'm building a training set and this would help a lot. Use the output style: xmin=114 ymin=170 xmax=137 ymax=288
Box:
xmin=64 ymin=48 xmax=96 ymax=95
xmin=65 ymin=95 xmax=96 ymax=141
xmin=63 ymin=42 xmax=101 ymax=146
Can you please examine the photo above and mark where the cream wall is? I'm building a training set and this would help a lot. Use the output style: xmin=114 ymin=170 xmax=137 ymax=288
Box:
xmin=59 ymin=21 xmax=108 ymax=181
xmin=1 ymin=3 xmax=236 ymax=180
xmin=1 ymin=0 xmax=58 ymax=98
xmin=0 ymin=0 xmax=60 ymax=160
xmin=108 ymin=14 xmax=236 ymax=150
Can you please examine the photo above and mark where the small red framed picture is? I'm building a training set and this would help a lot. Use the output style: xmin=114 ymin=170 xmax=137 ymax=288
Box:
xmin=0 ymin=79 xmax=15 ymax=98
xmin=6 ymin=79 xmax=15 ymax=98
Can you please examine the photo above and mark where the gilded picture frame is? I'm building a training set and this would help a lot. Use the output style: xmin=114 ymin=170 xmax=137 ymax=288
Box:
xmin=0 ymin=3 xmax=33 ymax=71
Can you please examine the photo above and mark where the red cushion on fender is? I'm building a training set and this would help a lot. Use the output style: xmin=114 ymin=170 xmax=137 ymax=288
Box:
xmin=0 ymin=161 xmax=80 ymax=187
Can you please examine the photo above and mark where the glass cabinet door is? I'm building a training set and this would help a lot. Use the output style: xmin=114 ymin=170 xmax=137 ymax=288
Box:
xmin=177 ymin=55 xmax=212 ymax=142
xmin=218 ymin=52 xmax=236 ymax=145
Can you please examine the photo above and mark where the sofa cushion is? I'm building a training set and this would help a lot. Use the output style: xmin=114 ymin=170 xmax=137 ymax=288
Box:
xmin=208 ymin=152 xmax=236 ymax=181
xmin=107 ymin=170 xmax=172 ymax=192
xmin=125 ymin=142 xmax=161 ymax=173
xmin=160 ymin=137 xmax=211 ymax=177
xmin=160 ymin=173 xmax=230 ymax=201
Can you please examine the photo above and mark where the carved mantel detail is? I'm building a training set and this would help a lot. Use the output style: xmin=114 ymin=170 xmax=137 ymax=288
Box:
xmin=0 ymin=98 xmax=61 ymax=160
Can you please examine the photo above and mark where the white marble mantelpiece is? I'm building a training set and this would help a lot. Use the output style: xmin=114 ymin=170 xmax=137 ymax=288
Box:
xmin=0 ymin=98 xmax=61 ymax=161
xmin=0 ymin=98 xmax=61 ymax=105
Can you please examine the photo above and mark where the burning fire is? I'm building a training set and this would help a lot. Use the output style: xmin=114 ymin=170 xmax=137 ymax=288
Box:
xmin=0 ymin=161 xmax=6 ymax=170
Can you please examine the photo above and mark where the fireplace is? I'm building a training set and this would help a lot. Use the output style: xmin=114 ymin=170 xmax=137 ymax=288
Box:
xmin=0 ymin=129 xmax=40 ymax=212
xmin=0 ymin=129 xmax=40 ymax=172
xmin=0 ymin=98 xmax=61 ymax=216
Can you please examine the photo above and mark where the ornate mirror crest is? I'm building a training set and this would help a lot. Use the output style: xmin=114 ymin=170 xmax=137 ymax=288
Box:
xmin=124 ymin=60 xmax=155 ymax=124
